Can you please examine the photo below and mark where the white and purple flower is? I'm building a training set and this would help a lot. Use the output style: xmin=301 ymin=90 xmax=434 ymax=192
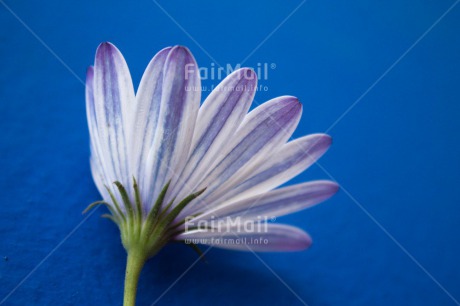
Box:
xmin=85 ymin=42 xmax=338 ymax=305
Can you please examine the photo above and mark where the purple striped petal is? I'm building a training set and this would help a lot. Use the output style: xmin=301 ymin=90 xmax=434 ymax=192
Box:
xmin=180 ymin=96 xmax=302 ymax=217
xmin=141 ymin=46 xmax=201 ymax=210
xmin=211 ymin=134 xmax=332 ymax=204
xmin=191 ymin=180 xmax=338 ymax=223
xmin=132 ymin=47 xmax=171 ymax=204
xmin=86 ymin=66 xmax=111 ymax=203
xmin=86 ymin=66 xmax=100 ymax=167
xmin=176 ymin=224 xmax=312 ymax=252
xmin=85 ymin=66 xmax=96 ymax=134
xmin=166 ymin=68 xmax=256 ymax=203
xmin=93 ymin=43 xmax=135 ymax=193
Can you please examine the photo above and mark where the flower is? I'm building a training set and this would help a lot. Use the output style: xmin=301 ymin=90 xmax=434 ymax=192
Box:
xmin=85 ymin=42 xmax=338 ymax=305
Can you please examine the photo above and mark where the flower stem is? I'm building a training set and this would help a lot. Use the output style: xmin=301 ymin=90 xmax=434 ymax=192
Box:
xmin=123 ymin=250 xmax=146 ymax=306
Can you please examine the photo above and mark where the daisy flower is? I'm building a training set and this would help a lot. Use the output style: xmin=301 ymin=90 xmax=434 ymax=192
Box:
xmin=85 ymin=42 xmax=338 ymax=305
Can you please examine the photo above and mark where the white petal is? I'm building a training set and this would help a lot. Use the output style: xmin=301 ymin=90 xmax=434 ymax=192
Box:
xmin=141 ymin=46 xmax=201 ymax=210
xmin=93 ymin=42 xmax=135 ymax=195
xmin=131 ymin=47 xmax=171 ymax=193
xmin=86 ymin=66 xmax=110 ymax=203
xmin=190 ymin=180 xmax=339 ymax=223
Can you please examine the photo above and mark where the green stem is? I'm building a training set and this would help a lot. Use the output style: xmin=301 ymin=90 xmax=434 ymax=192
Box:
xmin=123 ymin=250 xmax=146 ymax=306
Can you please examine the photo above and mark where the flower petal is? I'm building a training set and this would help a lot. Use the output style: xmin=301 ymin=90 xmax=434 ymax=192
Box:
xmin=176 ymin=224 xmax=312 ymax=252
xmin=89 ymin=156 xmax=110 ymax=202
xmin=131 ymin=47 xmax=171 ymax=202
xmin=86 ymin=66 xmax=110 ymax=202
xmin=93 ymin=42 xmax=135 ymax=196
xmin=212 ymin=134 xmax=332 ymax=204
xmin=180 ymin=96 xmax=302 ymax=216
xmin=141 ymin=46 xmax=201 ymax=210
xmin=85 ymin=66 xmax=111 ymax=203
xmin=166 ymin=68 xmax=257 ymax=203
xmin=86 ymin=66 xmax=99 ymax=165
xmin=86 ymin=66 xmax=96 ymax=134
xmin=190 ymin=180 xmax=339 ymax=223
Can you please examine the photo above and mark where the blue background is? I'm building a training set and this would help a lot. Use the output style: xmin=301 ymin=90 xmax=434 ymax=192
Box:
xmin=1 ymin=0 xmax=459 ymax=305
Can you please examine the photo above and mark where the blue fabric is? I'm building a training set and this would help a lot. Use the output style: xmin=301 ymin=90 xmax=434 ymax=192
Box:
xmin=1 ymin=0 xmax=459 ymax=305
